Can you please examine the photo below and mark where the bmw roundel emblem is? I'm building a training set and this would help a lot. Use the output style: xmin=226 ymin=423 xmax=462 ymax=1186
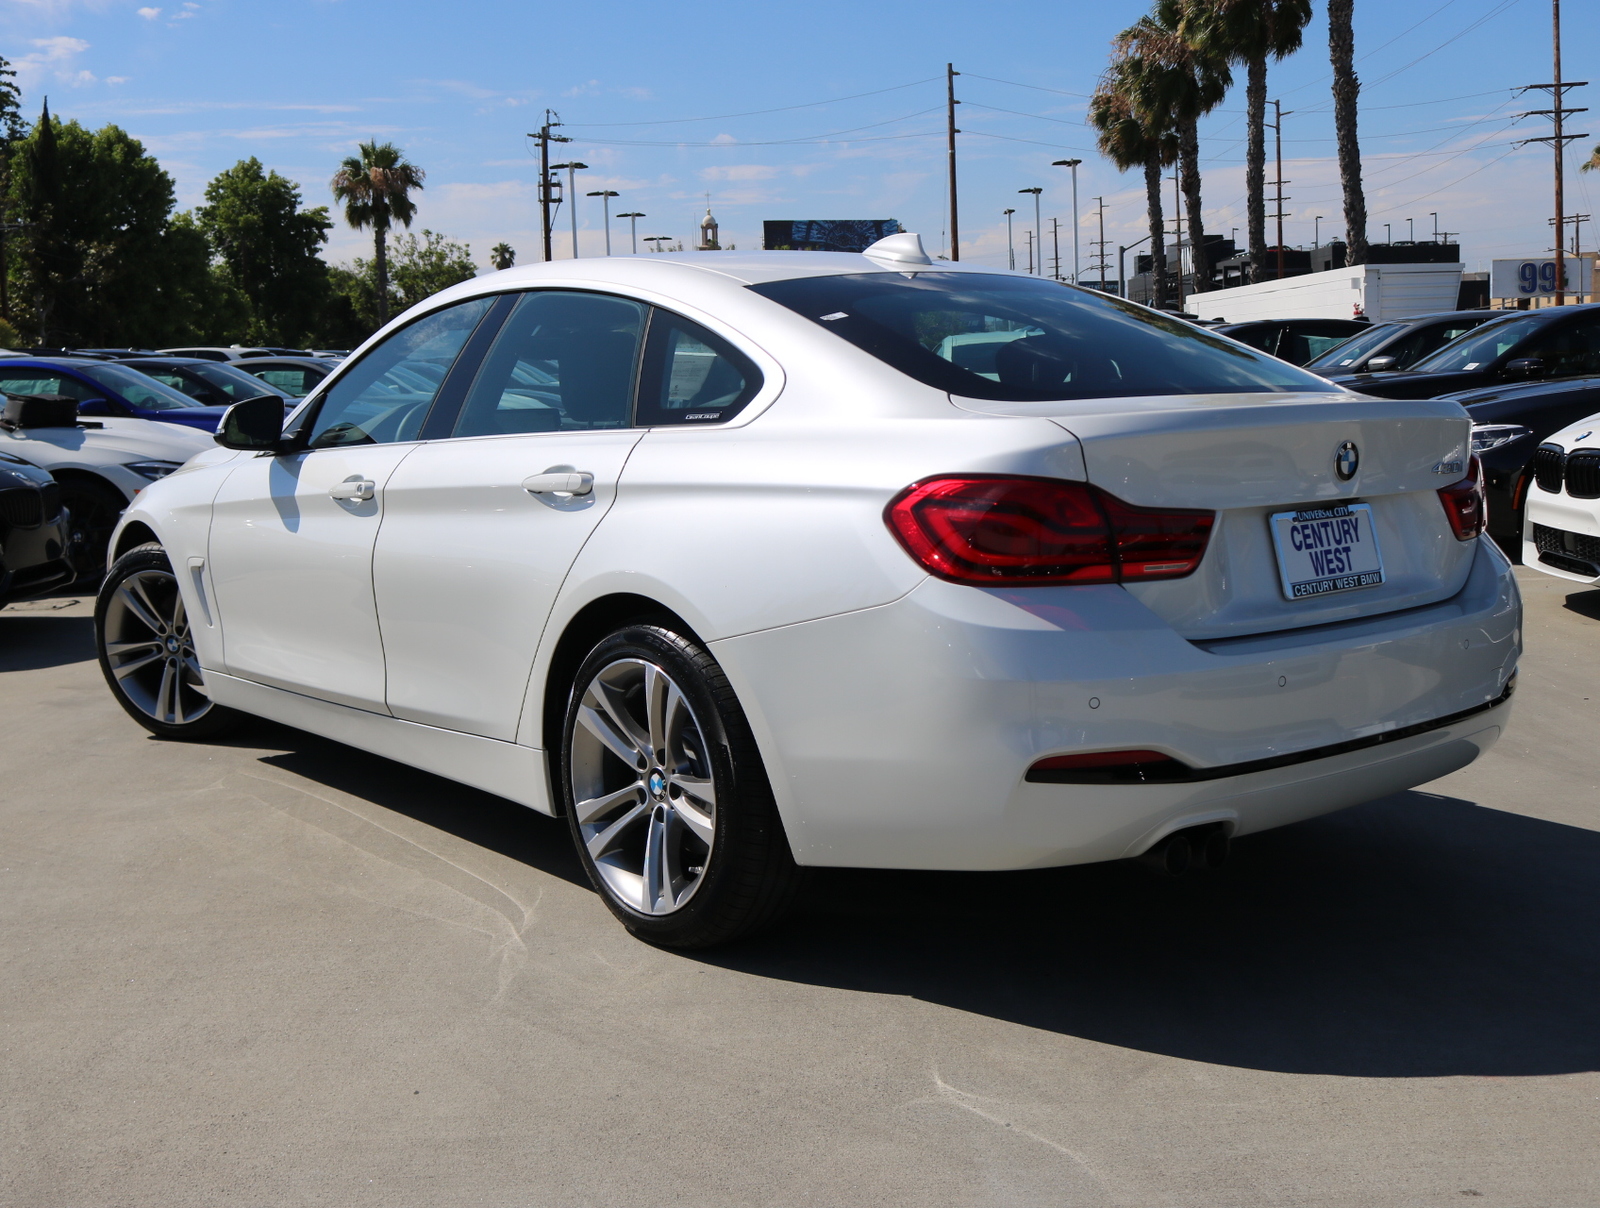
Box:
xmin=1334 ymin=440 xmax=1359 ymax=481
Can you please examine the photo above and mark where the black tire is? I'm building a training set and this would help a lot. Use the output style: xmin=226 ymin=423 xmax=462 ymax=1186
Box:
xmin=95 ymin=542 xmax=242 ymax=741
xmin=558 ymin=624 xmax=803 ymax=949
xmin=59 ymin=477 xmax=127 ymax=585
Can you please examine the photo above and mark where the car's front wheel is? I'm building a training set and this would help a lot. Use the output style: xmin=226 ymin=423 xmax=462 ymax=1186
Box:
xmin=95 ymin=543 xmax=241 ymax=740
xmin=559 ymin=624 xmax=801 ymax=948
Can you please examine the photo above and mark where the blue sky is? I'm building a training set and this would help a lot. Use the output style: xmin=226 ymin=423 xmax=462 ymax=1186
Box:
xmin=5 ymin=0 xmax=1597 ymax=278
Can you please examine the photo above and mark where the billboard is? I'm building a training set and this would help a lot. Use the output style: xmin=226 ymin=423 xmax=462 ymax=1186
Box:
xmin=763 ymin=219 xmax=902 ymax=253
xmin=1490 ymin=255 xmax=1595 ymax=298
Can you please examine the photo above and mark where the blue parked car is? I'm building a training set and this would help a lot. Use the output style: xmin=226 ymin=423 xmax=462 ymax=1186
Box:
xmin=0 ymin=357 xmax=229 ymax=431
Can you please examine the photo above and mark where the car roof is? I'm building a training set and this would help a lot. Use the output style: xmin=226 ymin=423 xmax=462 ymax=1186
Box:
xmin=236 ymin=356 xmax=336 ymax=367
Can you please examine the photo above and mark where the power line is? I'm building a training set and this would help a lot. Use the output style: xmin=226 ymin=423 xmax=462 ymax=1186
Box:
xmin=564 ymin=108 xmax=945 ymax=147
xmin=560 ymin=77 xmax=939 ymax=127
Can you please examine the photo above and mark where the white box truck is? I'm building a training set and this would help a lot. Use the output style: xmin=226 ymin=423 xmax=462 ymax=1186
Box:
xmin=1194 ymin=262 xmax=1464 ymax=324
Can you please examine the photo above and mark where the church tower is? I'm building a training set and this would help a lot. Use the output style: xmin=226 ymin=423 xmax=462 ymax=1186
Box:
xmin=697 ymin=207 xmax=720 ymax=251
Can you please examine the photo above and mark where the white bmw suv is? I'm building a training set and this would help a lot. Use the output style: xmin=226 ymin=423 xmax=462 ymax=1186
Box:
xmin=95 ymin=235 xmax=1519 ymax=947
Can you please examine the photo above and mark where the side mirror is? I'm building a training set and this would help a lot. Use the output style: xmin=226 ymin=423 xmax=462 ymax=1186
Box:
xmin=1364 ymin=356 xmax=1399 ymax=373
xmin=76 ymin=397 xmax=114 ymax=416
xmin=215 ymin=394 xmax=289 ymax=451
xmin=1505 ymin=357 xmax=1546 ymax=379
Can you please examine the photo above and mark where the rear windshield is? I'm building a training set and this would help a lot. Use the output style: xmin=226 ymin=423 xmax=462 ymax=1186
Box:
xmin=748 ymin=272 xmax=1338 ymax=401
xmin=77 ymin=362 xmax=203 ymax=410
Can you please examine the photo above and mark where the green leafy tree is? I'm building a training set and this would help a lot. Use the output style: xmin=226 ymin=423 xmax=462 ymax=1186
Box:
xmin=384 ymin=229 xmax=475 ymax=311
xmin=330 ymin=140 xmax=424 ymax=327
xmin=8 ymin=105 xmax=184 ymax=345
xmin=490 ymin=242 xmax=515 ymax=270
xmin=197 ymin=158 xmax=332 ymax=345
xmin=0 ymin=55 xmax=26 ymax=324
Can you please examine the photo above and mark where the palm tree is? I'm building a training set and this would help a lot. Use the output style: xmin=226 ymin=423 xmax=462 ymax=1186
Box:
xmin=331 ymin=140 xmax=425 ymax=327
xmin=1090 ymin=58 xmax=1179 ymax=308
xmin=1581 ymin=145 xmax=1600 ymax=173
xmin=1118 ymin=1 xmax=1231 ymax=294
xmin=489 ymin=242 xmax=516 ymax=270
xmin=1207 ymin=0 xmax=1312 ymax=281
xmin=1327 ymin=0 xmax=1368 ymax=265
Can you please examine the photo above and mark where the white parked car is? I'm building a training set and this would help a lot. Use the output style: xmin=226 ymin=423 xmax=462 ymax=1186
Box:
xmin=1 ymin=402 xmax=213 ymax=579
xmin=95 ymin=234 xmax=1520 ymax=948
xmin=1523 ymin=413 xmax=1600 ymax=584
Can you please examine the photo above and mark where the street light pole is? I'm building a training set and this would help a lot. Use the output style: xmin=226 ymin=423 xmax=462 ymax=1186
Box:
xmin=1053 ymin=158 xmax=1081 ymax=283
xmin=1119 ymin=234 xmax=1150 ymax=302
xmin=617 ymin=212 xmax=644 ymax=255
xmin=643 ymin=236 xmax=670 ymax=253
xmin=1018 ymin=187 xmax=1043 ymax=276
xmin=1314 ymin=215 xmax=1324 ymax=246
xmin=1431 ymin=212 xmax=1439 ymax=242
xmin=1003 ymin=208 xmax=1016 ymax=270
xmin=551 ymin=162 xmax=587 ymax=257
xmin=587 ymin=190 xmax=619 ymax=255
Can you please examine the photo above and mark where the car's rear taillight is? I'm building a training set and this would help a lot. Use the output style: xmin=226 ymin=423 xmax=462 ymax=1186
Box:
xmin=1438 ymin=455 xmax=1486 ymax=541
xmin=885 ymin=475 xmax=1214 ymax=586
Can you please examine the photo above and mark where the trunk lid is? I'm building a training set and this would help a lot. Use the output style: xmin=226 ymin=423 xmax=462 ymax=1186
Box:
xmin=952 ymin=390 xmax=1476 ymax=640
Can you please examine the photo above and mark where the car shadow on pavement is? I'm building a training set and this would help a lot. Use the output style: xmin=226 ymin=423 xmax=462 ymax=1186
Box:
xmin=1563 ymin=588 xmax=1600 ymax=622
xmin=237 ymin=721 xmax=589 ymax=890
xmin=0 ymin=613 xmax=95 ymax=671
xmin=701 ymin=792 xmax=1600 ymax=1079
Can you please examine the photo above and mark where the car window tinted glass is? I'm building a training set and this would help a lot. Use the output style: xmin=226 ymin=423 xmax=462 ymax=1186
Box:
xmin=1285 ymin=330 xmax=1353 ymax=364
xmin=188 ymin=362 xmax=279 ymax=400
xmin=636 ymin=311 xmax=761 ymax=425
xmin=140 ymin=368 xmax=205 ymax=397
xmin=1513 ymin=313 xmax=1600 ymax=376
xmin=306 ymin=299 xmax=493 ymax=448
xmin=76 ymin=362 xmax=202 ymax=410
xmin=254 ymin=367 xmax=317 ymax=396
xmin=1218 ymin=324 xmax=1280 ymax=355
xmin=1305 ymin=323 xmax=1398 ymax=369
xmin=1410 ymin=313 xmax=1550 ymax=372
xmin=453 ymin=291 xmax=646 ymax=438
xmin=750 ymin=274 xmax=1333 ymax=401
xmin=0 ymin=368 xmax=99 ymax=401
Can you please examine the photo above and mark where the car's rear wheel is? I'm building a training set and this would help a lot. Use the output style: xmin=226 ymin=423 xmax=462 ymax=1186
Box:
xmin=95 ymin=543 xmax=241 ymax=740
xmin=559 ymin=624 xmax=801 ymax=948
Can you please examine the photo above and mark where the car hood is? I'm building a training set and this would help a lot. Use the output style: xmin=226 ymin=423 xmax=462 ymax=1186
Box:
xmin=1435 ymin=377 xmax=1600 ymax=409
xmin=1540 ymin=410 xmax=1600 ymax=450
xmin=0 ymin=415 xmax=214 ymax=468
xmin=149 ymin=406 xmax=228 ymax=430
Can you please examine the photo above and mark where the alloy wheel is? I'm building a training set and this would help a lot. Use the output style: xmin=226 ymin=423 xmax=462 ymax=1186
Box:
xmin=567 ymin=657 xmax=718 ymax=916
xmin=102 ymin=569 xmax=213 ymax=725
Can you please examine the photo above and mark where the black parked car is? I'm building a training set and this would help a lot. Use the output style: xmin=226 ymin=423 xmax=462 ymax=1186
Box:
xmin=118 ymin=356 xmax=295 ymax=409
xmin=1214 ymin=317 xmax=1371 ymax=365
xmin=1326 ymin=304 xmax=1600 ymax=399
xmin=1304 ymin=310 xmax=1498 ymax=376
xmin=0 ymin=448 xmax=73 ymax=603
xmin=1437 ymin=376 xmax=1600 ymax=545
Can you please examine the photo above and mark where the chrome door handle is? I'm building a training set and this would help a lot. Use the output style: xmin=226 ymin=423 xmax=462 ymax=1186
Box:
xmin=522 ymin=470 xmax=594 ymax=497
xmin=329 ymin=477 xmax=376 ymax=501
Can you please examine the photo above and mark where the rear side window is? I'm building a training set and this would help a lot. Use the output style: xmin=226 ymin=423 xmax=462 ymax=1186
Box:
xmin=750 ymin=273 xmax=1332 ymax=401
xmin=253 ymin=367 xmax=320 ymax=396
xmin=0 ymin=369 xmax=97 ymax=400
xmin=453 ymin=290 xmax=646 ymax=437
xmin=636 ymin=311 xmax=761 ymax=426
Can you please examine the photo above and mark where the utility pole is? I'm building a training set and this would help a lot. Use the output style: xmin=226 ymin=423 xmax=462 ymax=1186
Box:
xmin=1049 ymin=217 xmax=1061 ymax=280
xmin=587 ymin=190 xmax=619 ymax=255
xmin=530 ymin=111 xmax=571 ymax=262
xmin=1269 ymin=99 xmax=1293 ymax=281
xmin=1025 ymin=230 xmax=1034 ymax=275
xmin=618 ymin=212 xmax=644 ymax=255
xmin=1003 ymin=208 xmax=1016 ymax=270
xmin=1053 ymin=158 xmax=1081 ymax=283
xmin=1516 ymin=0 xmax=1587 ymax=304
xmin=1019 ymin=187 xmax=1042 ymax=275
xmin=1170 ymin=172 xmax=1185 ymax=309
xmin=946 ymin=64 xmax=961 ymax=262
xmin=1092 ymin=196 xmax=1110 ymax=292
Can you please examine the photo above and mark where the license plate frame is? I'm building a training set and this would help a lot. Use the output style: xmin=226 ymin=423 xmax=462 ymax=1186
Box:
xmin=1269 ymin=503 xmax=1386 ymax=601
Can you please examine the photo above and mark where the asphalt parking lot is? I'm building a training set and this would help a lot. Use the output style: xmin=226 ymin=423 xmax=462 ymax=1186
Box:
xmin=2 ymin=566 xmax=1597 ymax=1208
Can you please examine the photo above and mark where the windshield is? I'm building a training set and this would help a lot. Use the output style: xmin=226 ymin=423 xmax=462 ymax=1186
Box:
xmin=187 ymin=361 xmax=285 ymax=399
xmin=748 ymin=272 xmax=1337 ymax=401
xmin=1305 ymin=323 xmax=1400 ymax=369
xmin=77 ymin=362 xmax=203 ymax=410
xmin=1409 ymin=313 xmax=1546 ymax=373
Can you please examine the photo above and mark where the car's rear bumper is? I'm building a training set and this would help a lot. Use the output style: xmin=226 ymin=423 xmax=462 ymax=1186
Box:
xmin=713 ymin=537 xmax=1520 ymax=870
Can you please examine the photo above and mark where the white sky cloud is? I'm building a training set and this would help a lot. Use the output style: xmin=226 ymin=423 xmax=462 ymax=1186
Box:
xmin=136 ymin=6 xmax=160 ymax=18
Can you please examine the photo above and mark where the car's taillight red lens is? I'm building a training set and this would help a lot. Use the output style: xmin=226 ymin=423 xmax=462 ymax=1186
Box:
xmin=1438 ymin=455 xmax=1486 ymax=541
xmin=885 ymin=475 xmax=1214 ymax=586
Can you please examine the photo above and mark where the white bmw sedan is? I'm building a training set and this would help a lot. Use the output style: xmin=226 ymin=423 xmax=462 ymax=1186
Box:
xmin=95 ymin=234 xmax=1520 ymax=947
